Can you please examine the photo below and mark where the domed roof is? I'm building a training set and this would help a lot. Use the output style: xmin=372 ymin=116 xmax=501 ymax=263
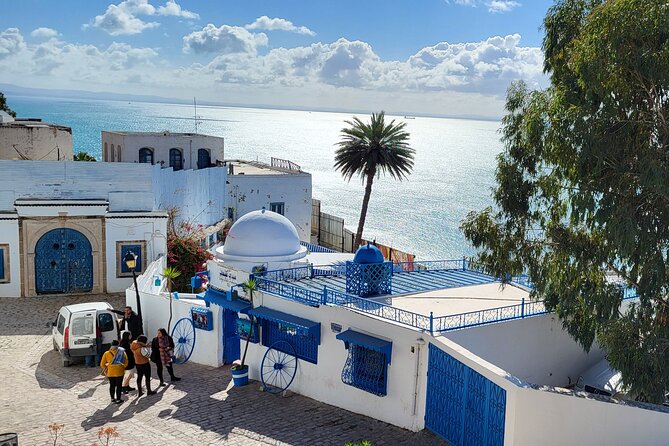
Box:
xmin=353 ymin=243 xmax=385 ymax=264
xmin=217 ymin=209 xmax=307 ymax=261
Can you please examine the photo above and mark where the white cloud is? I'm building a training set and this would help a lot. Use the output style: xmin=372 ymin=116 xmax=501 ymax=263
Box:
xmin=89 ymin=1 xmax=160 ymax=35
xmin=245 ymin=16 xmax=315 ymax=36
xmin=30 ymin=27 xmax=59 ymax=39
xmin=157 ymin=0 xmax=199 ymax=19
xmin=0 ymin=28 xmax=25 ymax=59
xmin=488 ymin=1 xmax=521 ymax=13
xmin=183 ymin=24 xmax=267 ymax=54
xmin=449 ymin=0 xmax=521 ymax=13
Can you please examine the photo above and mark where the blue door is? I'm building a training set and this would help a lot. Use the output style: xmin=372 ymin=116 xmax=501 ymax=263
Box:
xmin=425 ymin=343 xmax=506 ymax=446
xmin=222 ymin=309 xmax=240 ymax=364
xmin=197 ymin=149 xmax=211 ymax=169
xmin=35 ymin=228 xmax=93 ymax=295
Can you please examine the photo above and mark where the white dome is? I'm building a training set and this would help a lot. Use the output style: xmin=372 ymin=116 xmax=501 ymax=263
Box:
xmin=217 ymin=209 xmax=307 ymax=261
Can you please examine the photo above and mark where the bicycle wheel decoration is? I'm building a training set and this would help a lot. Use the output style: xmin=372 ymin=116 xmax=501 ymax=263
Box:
xmin=171 ymin=317 xmax=196 ymax=364
xmin=261 ymin=340 xmax=298 ymax=394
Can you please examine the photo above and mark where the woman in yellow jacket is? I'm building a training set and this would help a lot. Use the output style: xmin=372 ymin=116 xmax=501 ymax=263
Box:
xmin=100 ymin=339 xmax=128 ymax=404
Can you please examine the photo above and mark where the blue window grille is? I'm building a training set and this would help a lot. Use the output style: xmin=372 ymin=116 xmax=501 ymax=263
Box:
xmin=120 ymin=244 xmax=143 ymax=274
xmin=337 ymin=330 xmax=391 ymax=396
xmin=270 ymin=202 xmax=285 ymax=215
xmin=261 ymin=319 xmax=319 ymax=364
xmin=342 ymin=345 xmax=388 ymax=396
xmin=197 ymin=148 xmax=211 ymax=169
xmin=236 ymin=318 xmax=259 ymax=343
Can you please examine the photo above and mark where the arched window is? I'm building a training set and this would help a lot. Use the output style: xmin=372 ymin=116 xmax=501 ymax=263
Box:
xmin=116 ymin=145 xmax=122 ymax=162
xmin=139 ymin=147 xmax=154 ymax=164
xmin=169 ymin=148 xmax=183 ymax=171
xmin=103 ymin=142 xmax=108 ymax=161
xmin=197 ymin=148 xmax=211 ymax=169
xmin=110 ymin=144 xmax=115 ymax=162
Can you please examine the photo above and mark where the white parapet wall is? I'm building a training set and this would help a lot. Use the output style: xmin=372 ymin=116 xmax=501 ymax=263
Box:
xmin=0 ymin=217 xmax=20 ymax=297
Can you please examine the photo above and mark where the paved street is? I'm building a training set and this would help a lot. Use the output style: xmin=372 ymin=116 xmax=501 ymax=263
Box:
xmin=0 ymin=294 xmax=445 ymax=446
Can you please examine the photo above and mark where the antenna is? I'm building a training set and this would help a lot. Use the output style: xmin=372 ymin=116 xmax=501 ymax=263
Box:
xmin=194 ymin=96 xmax=198 ymax=134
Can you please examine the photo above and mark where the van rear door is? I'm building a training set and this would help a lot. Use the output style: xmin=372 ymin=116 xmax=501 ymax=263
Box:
xmin=97 ymin=311 xmax=117 ymax=348
xmin=68 ymin=311 xmax=96 ymax=356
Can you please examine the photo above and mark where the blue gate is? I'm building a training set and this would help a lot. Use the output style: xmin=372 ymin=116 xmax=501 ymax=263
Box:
xmin=425 ymin=343 xmax=506 ymax=446
xmin=222 ymin=309 xmax=240 ymax=364
xmin=35 ymin=228 xmax=93 ymax=295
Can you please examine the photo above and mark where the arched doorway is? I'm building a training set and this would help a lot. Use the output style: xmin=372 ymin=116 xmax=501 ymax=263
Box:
xmin=35 ymin=228 xmax=93 ymax=294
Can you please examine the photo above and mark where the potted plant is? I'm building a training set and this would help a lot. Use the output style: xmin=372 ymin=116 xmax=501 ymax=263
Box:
xmin=231 ymin=278 xmax=257 ymax=386
xmin=161 ymin=266 xmax=181 ymax=332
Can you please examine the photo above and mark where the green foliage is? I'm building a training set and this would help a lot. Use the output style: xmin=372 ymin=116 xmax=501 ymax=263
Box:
xmin=160 ymin=266 xmax=181 ymax=293
xmin=73 ymin=151 xmax=97 ymax=161
xmin=344 ymin=441 xmax=372 ymax=446
xmin=335 ymin=111 xmax=415 ymax=248
xmin=461 ymin=0 xmax=669 ymax=403
xmin=0 ymin=92 xmax=16 ymax=118
xmin=166 ymin=220 xmax=213 ymax=292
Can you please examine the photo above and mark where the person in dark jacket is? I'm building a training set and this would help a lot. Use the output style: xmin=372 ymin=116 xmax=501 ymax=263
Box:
xmin=151 ymin=328 xmax=181 ymax=385
xmin=112 ymin=306 xmax=143 ymax=340
xmin=119 ymin=331 xmax=136 ymax=393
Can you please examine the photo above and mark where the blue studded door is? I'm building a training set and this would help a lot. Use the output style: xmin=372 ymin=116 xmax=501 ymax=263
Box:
xmin=35 ymin=229 xmax=93 ymax=295
xmin=222 ymin=309 xmax=240 ymax=364
xmin=425 ymin=343 xmax=506 ymax=446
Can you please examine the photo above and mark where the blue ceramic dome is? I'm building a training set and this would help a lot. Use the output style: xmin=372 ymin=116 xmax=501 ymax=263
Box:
xmin=353 ymin=243 xmax=385 ymax=264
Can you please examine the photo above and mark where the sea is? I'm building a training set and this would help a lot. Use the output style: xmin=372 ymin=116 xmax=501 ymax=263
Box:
xmin=9 ymin=95 xmax=503 ymax=260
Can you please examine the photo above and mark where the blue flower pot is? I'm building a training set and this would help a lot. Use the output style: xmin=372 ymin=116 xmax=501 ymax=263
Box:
xmin=231 ymin=365 xmax=249 ymax=386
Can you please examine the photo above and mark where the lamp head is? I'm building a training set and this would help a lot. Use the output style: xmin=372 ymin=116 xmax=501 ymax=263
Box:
xmin=124 ymin=251 xmax=137 ymax=270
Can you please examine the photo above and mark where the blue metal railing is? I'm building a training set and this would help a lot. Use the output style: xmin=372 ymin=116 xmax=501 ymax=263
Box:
xmin=300 ymin=241 xmax=337 ymax=253
xmin=392 ymin=259 xmax=466 ymax=273
xmin=261 ymin=265 xmax=312 ymax=282
xmin=255 ymin=277 xmax=323 ymax=307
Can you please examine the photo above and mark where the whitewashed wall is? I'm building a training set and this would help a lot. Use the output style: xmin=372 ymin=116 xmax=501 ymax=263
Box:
xmin=0 ymin=161 xmax=154 ymax=210
xmin=443 ymin=313 xmax=605 ymax=387
xmin=227 ymin=173 xmax=312 ymax=241
xmin=152 ymin=165 xmax=227 ymax=227
xmin=0 ymin=124 xmax=73 ymax=161
xmin=512 ymin=386 xmax=669 ymax=446
xmin=0 ymin=218 xmax=20 ymax=297
xmin=103 ymin=132 xmax=225 ymax=168
xmin=105 ymin=216 xmax=168 ymax=292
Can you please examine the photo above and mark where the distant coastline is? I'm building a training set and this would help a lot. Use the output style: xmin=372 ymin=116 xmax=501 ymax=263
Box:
xmin=0 ymin=82 xmax=501 ymax=123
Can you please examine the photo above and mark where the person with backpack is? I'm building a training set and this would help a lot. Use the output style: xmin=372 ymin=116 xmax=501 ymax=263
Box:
xmin=151 ymin=328 xmax=181 ymax=386
xmin=119 ymin=331 xmax=136 ymax=393
xmin=99 ymin=340 xmax=128 ymax=404
xmin=131 ymin=335 xmax=156 ymax=397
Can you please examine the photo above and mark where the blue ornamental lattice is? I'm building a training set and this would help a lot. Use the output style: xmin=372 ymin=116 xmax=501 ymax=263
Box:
xmin=341 ymin=344 xmax=388 ymax=396
xmin=345 ymin=261 xmax=392 ymax=297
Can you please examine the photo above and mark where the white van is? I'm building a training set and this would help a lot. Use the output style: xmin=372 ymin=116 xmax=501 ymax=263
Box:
xmin=51 ymin=302 xmax=119 ymax=367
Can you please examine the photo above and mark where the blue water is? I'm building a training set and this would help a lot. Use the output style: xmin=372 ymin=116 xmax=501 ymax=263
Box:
xmin=9 ymin=95 xmax=502 ymax=260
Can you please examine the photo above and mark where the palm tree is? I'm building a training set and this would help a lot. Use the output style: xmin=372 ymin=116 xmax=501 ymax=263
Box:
xmin=238 ymin=278 xmax=258 ymax=369
xmin=73 ymin=151 xmax=97 ymax=161
xmin=161 ymin=266 xmax=181 ymax=332
xmin=335 ymin=111 xmax=415 ymax=248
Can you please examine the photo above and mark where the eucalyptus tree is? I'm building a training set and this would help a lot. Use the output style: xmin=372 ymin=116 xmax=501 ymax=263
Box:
xmin=334 ymin=111 xmax=415 ymax=248
xmin=461 ymin=0 xmax=669 ymax=402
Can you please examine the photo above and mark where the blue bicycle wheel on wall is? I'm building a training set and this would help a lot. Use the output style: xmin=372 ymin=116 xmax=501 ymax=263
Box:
xmin=171 ymin=318 xmax=196 ymax=364
xmin=261 ymin=340 xmax=298 ymax=394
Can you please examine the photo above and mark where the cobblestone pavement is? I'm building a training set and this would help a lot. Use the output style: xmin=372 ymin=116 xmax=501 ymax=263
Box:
xmin=0 ymin=294 xmax=446 ymax=446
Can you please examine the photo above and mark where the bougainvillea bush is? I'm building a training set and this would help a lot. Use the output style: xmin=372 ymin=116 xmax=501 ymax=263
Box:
xmin=167 ymin=221 xmax=213 ymax=292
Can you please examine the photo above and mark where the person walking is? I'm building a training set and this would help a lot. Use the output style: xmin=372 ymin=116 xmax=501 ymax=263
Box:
xmin=119 ymin=331 xmax=136 ymax=394
xmin=131 ymin=335 xmax=156 ymax=397
xmin=151 ymin=328 xmax=181 ymax=386
xmin=100 ymin=340 xmax=128 ymax=404
xmin=112 ymin=306 xmax=143 ymax=340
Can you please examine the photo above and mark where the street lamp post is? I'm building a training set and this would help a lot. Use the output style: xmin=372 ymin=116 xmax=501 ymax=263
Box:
xmin=124 ymin=251 xmax=143 ymax=333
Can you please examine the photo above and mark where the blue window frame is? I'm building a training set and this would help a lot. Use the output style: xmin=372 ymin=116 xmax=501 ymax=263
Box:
xmin=270 ymin=202 xmax=285 ymax=215
xmin=0 ymin=245 xmax=6 ymax=282
xmin=337 ymin=329 xmax=392 ymax=396
xmin=139 ymin=147 xmax=154 ymax=164
xmin=261 ymin=319 xmax=319 ymax=363
xmin=169 ymin=148 xmax=183 ymax=171
xmin=119 ymin=242 xmax=144 ymax=276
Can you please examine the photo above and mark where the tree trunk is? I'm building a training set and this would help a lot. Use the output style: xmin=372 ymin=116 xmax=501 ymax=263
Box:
xmin=354 ymin=171 xmax=375 ymax=249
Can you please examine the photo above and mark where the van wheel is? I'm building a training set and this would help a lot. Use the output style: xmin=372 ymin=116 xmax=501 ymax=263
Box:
xmin=62 ymin=359 xmax=70 ymax=367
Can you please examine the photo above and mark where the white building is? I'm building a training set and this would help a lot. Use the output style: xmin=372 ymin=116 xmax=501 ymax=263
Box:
xmin=102 ymin=131 xmax=225 ymax=170
xmin=0 ymin=112 xmax=73 ymax=161
xmin=0 ymin=161 xmax=167 ymax=297
xmin=131 ymin=210 xmax=669 ymax=446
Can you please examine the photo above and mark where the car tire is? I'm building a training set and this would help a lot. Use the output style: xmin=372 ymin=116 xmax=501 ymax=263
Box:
xmin=62 ymin=359 xmax=70 ymax=367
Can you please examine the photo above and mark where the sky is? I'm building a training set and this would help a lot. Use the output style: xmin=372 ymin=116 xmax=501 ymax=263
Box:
xmin=0 ymin=0 xmax=554 ymax=118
